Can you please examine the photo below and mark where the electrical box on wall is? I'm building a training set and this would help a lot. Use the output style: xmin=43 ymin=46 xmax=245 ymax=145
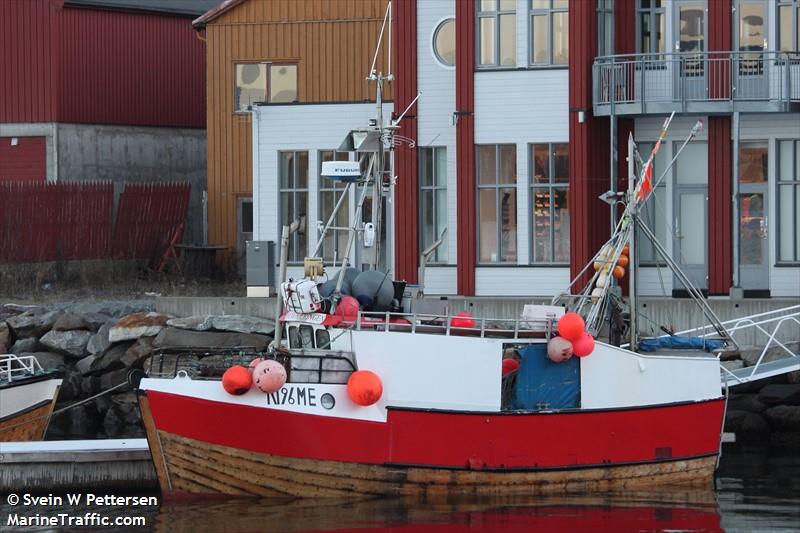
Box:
xmin=246 ymin=240 xmax=275 ymax=296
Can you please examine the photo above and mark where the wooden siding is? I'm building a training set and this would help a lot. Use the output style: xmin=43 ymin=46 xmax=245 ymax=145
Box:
xmin=708 ymin=117 xmax=732 ymax=294
xmin=204 ymin=0 xmax=390 ymax=257
xmin=455 ymin=0 xmax=475 ymax=295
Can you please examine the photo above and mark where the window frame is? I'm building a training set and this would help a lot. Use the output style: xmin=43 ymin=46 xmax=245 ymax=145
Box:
xmin=529 ymin=0 xmax=570 ymax=67
xmin=477 ymin=143 xmax=518 ymax=265
xmin=777 ymin=0 xmax=800 ymax=53
xmin=278 ymin=150 xmax=309 ymax=264
xmin=529 ymin=143 xmax=569 ymax=265
xmin=318 ymin=150 xmax=351 ymax=264
xmin=596 ymin=0 xmax=614 ymax=57
xmin=432 ymin=17 xmax=457 ymax=68
xmin=776 ymin=139 xmax=800 ymax=265
xmin=477 ymin=0 xmax=517 ymax=69
xmin=234 ymin=61 xmax=299 ymax=114
xmin=419 ymin=147 xmax=449 ymax=265
xmin=636 ymin=0 xmax=666 ymax=56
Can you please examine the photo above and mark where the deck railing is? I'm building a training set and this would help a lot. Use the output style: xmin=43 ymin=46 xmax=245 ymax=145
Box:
xmin=593 ymin=51 xmax=800 ymax=116
xmin=0 ymin=354 xmax=44 ymax=383
xmin=354 ymin=311 xmax=554 ymax=340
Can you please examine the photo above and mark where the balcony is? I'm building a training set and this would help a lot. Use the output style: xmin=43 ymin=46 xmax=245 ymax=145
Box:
xmin=593 ymin=51 xmax=800 ymax=117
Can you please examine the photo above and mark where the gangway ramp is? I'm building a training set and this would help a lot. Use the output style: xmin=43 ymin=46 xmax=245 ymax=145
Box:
xmin=724 ymin=356 xmax=800 ymax=387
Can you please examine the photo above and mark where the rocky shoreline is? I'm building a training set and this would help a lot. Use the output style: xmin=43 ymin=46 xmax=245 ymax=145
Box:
xmin=1 ymin=300 xmax=798 ymax=444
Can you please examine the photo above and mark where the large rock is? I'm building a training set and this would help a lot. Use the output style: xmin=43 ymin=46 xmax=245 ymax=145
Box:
xmin=763 ymin=405 xmax=800 ymax=431
xmin=10 ymin=337 xmax=39 ymax=355
xmin=53 ymin=313 xmax=93 ymax=332
xmin=109 ymin=312 xmax=170 ymax=343
xmin=100 ymin=367 xmax=130 ymax=391
xmin=21 ymin=352 xmax=67 ymax=372
xmin=728 ymin=393 xmax=767 ymax=414
xmin=741 ymin=347 xmax=791 ymax=367
xmin=121 ymin=337 xmax=154 ymax=368
xmin=90 ymin=342 xmax=133 ymax=375
xmin=58 ymin=370 xmax=83 ymax=402
xmin=758 ymin=384 xmax=800 ymax=406
xmin=75 ymin=354 xmax=97 ymax=375
xmin=724 ymin=410 xmax=770 ymax=438
xmin=6 ymin=310 xmax=59 ymax=339
xmin=86 ymin=322 xmax=113 ymax=356
xmin=0 ymin=321 xmax=10 ymax=351
xmin=721 ymin=360 xmax=745 ymax=372
xmin=39 ymin=329 xmax=92 ymax=358
xmin=153 ymin=327 xmax=271 ymax=351
xmin=167 ymin=315 xmax=276 ymax=336
xmin=48 ymin=300 xmax=154 ymax=318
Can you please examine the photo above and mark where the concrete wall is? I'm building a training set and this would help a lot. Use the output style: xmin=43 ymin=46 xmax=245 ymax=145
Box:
xmin=56 ymin=123 xmax=207 ymax=245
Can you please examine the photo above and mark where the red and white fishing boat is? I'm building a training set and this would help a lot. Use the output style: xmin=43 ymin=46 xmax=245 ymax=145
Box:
xmin=0 ymin=354 xmax=62 ymax=441
xmin=137 ymin=6 xmax=734 ymax=499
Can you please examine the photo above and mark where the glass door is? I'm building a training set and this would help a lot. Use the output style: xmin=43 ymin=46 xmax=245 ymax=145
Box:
xmin=674 ymin=1 xmax=706 ymax=101
xmin=673 ymin=142 xmax=708 ymax=291
xmin=735 ymin=0 xmax=768 ymax=99
xmin=738 ymin=142 xmax=770 ymax=292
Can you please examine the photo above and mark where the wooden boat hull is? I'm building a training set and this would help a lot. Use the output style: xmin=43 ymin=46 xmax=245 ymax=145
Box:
xmin=139 ymin=390 xmax=724 ymax=499
xmin=0 ymin=376 xmax=61 ymax=442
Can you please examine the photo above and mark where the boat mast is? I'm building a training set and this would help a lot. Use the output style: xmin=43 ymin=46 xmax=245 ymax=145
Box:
xmin=627 ymin=133 xmax=638 ymax=349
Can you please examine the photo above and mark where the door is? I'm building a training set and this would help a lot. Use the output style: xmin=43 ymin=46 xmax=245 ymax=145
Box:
xmin=673 ymin=142 xmax=708 ymax=291
xmin=738 ymin=142 xmax=770 ymax=292
xmin=674 ymin=1 xmax=706 ymax=101
xmin=735 ymin=0 xmax=768 ymax=99
xmin=237 ymin=197 xmax=253 ymax=276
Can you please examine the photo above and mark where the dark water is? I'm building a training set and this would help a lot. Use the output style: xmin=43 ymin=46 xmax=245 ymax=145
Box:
xmin=3 ymin=444 xmax=798 ymax=532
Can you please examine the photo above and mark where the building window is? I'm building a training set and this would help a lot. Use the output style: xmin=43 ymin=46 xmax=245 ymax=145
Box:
xmin=530 ymin=144 xmax=568 ymax=263
xmin=433 ymin=18 xmax=456 ymax=67
xmin=597 ymin=0 xmax=614 ymax=57
xmin=419 ymin=147 xmax=448 ymax=264
xmin=478 ymin=144 xmax=517 ymax=263
xmin=778 ymin=140 xmax=800 ymax=263
xmin=279 ymin=151 xmax=308 ymax=263
xmin=318 ymin=150 xmax=350 ymax=264
xmin=478 ymin=0 xmax=517 ymax=68
xmin=636 ymin=142 xmax=669 ymax=265
xmin=637 ymin=0 xmax=665 ymax=54
xmin=235 ymin=63 xmax=298 ymax=112
xmin=778 ymin=0 xmax=800 ymax=52
xmin=530 ymin=0 xmax=569 ymax=66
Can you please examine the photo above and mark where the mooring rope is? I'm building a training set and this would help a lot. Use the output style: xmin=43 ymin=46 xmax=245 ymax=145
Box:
xmin=0 ymin=381 xmax=129 ymax=435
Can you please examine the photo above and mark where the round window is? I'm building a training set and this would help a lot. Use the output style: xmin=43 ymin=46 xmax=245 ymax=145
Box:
xmin=433 ymin=19 xmax=455 ymax=67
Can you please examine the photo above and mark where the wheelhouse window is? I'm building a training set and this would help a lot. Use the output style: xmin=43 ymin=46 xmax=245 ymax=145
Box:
xmin=478 ymin=144 xmax=517 ymax=263
xmin=433 ymin=18 xmax=456 ymax=66
xmin=235 ymin=63 xmax=298 ymax=111
xmin=478 ymin=0 xmax=517 ymax=67
xmin=778 ymin=140 xmax=800 ymax=264
xmin=530 ymin=0 xmax=569 ymax=66
xmin=597 ymin=0 xmax=614 ymax=57
xmin=636 ymin=142 xmax=669 ymax=265
xmin=318 ymin=150 xmax=350 ymax=264
xmin=778 ymin=0 xmax=800 ymax=52
xmin=419 ymin=147 xmax=448 ymax=264
xmin=637 ymin=0 xmax=665 ymax=55
xmin=530 ymin=144 xmax=569 ymax=263
xmin=279 ymin=151 xmax=309 ymax=263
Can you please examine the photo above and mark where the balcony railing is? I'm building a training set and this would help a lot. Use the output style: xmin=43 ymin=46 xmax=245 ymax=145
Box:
xmin=593 ymin=51 xmax=800 ymax=116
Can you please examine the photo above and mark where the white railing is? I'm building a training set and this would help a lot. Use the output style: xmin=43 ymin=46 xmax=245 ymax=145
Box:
xmin=0 ymin=354 xmax=45 ymax=383
xmin=594 ymin=51 xmax=800 ymax=115
xmin=354 ymin=311 xmax=554 ymax=339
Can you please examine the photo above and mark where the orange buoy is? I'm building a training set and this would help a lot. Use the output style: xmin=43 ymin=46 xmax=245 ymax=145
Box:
xmin=335 ymin=295 xmax=360 ymax=323
xmin=616 ymin=255 xmax=629 ymax=268
xmin=502 ymin=358 xmax=520 ymax=376
xmin=622 ymin=244 xmax=630 ymax=256
xmin=222 ymin=366 xmax=252 ymax=395
xmin=451 ymin=311 xmax=476 ymax=328
xmin=613 ymin=265 xmax=626 ymax=279
xmin=347 ymin=370 xmax=383 ymax=406
xmin=573 ymin=331 xmax=596 ymax=357
xmin=557 ymin=312 xmax=585 ymax=342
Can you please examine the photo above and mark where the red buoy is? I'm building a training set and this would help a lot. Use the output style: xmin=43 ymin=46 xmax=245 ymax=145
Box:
xmin=451 ymin=311 xmax=476 ymax=329
xmin=222 ymin=366 xmax=252 ymax=395
xmin=502 ymin=358 xmax=520 ymax=376
xmin=347 ymin=370 xmax=383 ymax=406
xmin=335 ymin=295 xmax=360 ymax=323
xmin=573 ymin=331 xmax=596 ymax=357
xmin=557 ymin=312 xmax=585 ymax=342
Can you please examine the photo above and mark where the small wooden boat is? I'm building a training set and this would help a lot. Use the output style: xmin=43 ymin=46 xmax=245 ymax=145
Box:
xmin=0 ymin=354 xmax=62 ymax=442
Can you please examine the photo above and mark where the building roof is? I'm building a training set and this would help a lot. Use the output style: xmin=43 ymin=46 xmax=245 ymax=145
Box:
xmin=192 ymin=0 xmax=246 ymax=29
xmin=64 ymin=0 xmax=221 ymax=17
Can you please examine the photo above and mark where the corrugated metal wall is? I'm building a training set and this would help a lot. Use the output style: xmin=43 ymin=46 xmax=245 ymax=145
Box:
xmin=59 ymin=7 xmax=205 ymax=127
xmin=204 ymin=0 xmax=390 ymax=260
xmin=0 ymin=1 xmax=205 ymax=127
xmin=0 ymin=0 xmax=60 ymax=123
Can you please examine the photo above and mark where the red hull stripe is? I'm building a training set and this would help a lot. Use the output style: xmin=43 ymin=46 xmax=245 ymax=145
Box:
xmin=146 ymin=391 xmax=724 ymax=470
